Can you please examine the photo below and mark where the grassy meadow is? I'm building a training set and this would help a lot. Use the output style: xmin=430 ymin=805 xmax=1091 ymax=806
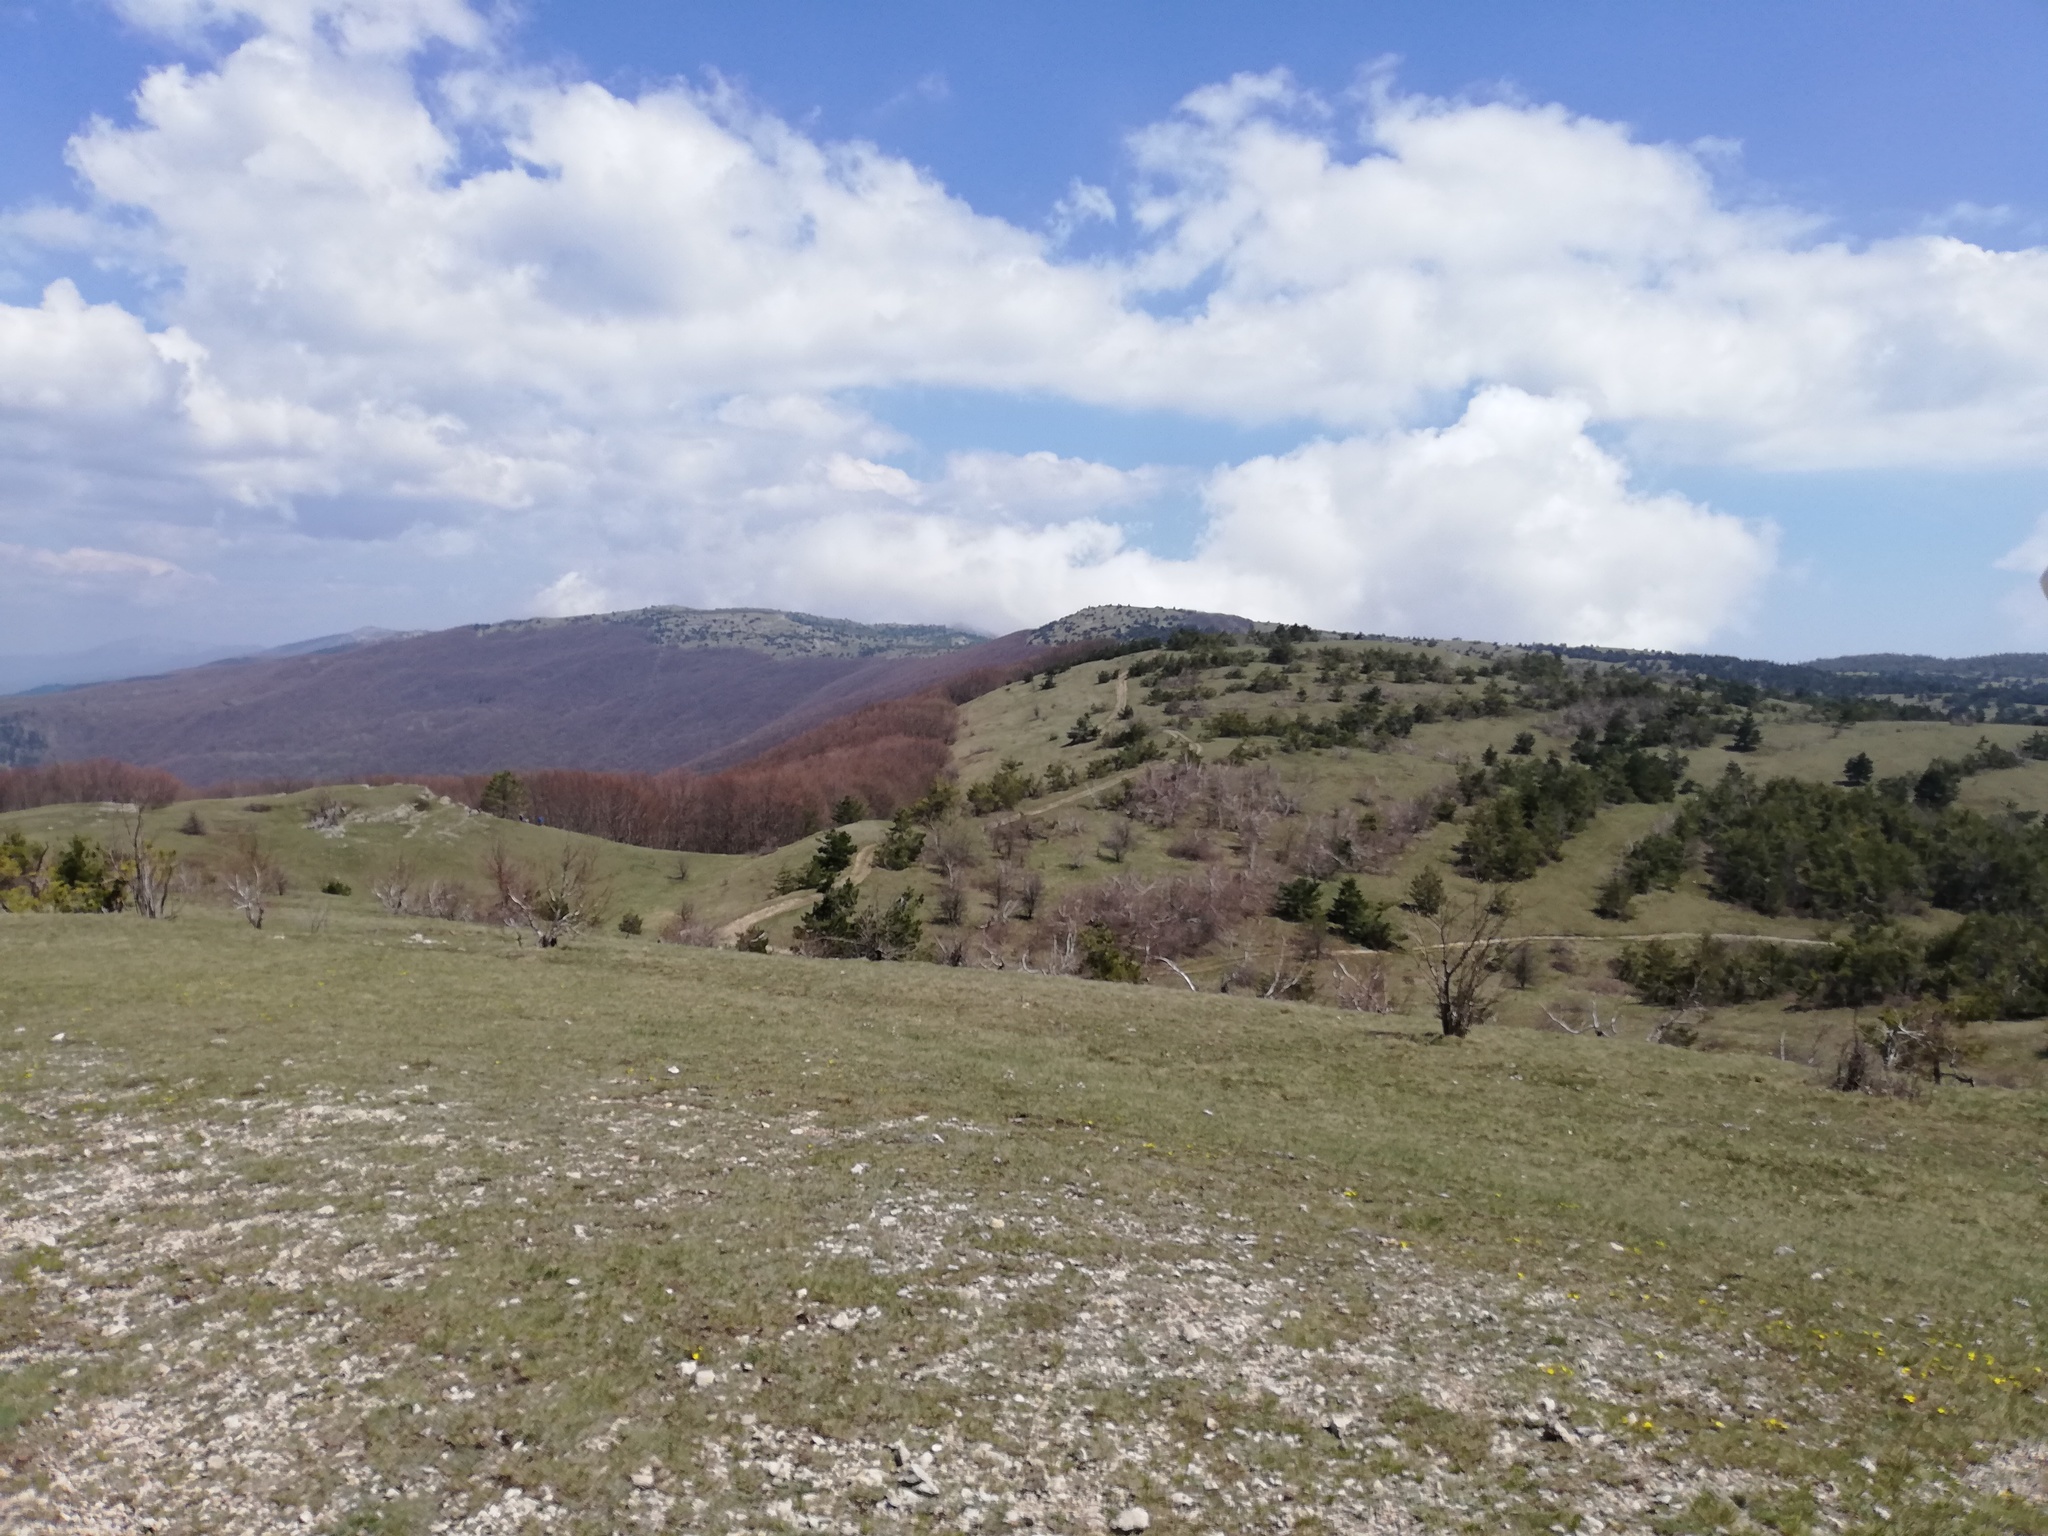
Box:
xmin=5 ymin=636 xmax=2048 ymax=1532
xmin=2 ymin=907 xmax=2045 ymax=1534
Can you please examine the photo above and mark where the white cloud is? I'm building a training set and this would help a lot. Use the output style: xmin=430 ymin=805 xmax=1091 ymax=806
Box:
xmin=533 ymin=569 xmax=609 ymax=617
xmin=14 ymin=0 xmax=2048 ymax=649
xmin=1193 ymin=389 xmax=1774 ymax=648
xmin=0 ymin=281 xmax=180 ymax=415
xmin=1 ymin=541 xmax=199 ymax=596
xmin=1049 ymin=179 xmax=1116 ymax=244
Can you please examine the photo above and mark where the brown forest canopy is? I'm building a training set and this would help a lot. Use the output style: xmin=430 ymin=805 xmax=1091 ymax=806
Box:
xmin=0 ymin=657 xmax=1075 ymax=852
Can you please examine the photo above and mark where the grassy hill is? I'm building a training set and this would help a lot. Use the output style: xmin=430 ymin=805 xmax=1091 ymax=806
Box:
xmin=5 ymin=631 xmax=2048 ymax=1530
xmin=2 ymin=907 xmax=2044 ymax=1534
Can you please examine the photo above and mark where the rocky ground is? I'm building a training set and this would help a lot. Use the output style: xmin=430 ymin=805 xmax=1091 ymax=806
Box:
xmin=6 ymin=1044 xmax=2023 ymax=1536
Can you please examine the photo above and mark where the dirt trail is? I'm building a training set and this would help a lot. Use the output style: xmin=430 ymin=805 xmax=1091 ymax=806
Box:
xmin=714 ymin=843 xmax=876 ymax=946
xmin=1353 ymin=931 xmax=1833 ymax=955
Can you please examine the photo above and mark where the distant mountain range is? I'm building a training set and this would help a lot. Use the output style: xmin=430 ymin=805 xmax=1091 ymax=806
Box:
xmin=11 ymin=601 xmax=2048 ymax=782
xmin=0 ymin=605 xmax=1218 ymax=782
xmin=0 ymin=629 xmax=418 ymax=698
xmin=1545 ymin=645 xmax=2048 ymax=704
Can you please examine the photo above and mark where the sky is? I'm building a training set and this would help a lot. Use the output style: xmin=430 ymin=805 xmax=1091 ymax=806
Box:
xmin=5 ymin=1 xmax=2048 ymax=664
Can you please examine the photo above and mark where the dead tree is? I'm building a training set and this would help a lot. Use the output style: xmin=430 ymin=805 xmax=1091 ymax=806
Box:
xmin=487 ymin=842 xmax=606 ymax=948
xmin=120 ymin=807 xmax=175 ymax=919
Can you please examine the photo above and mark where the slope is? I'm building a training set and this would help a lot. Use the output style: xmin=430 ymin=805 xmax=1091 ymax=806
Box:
xmin=0 ymin=607 xmax=1031 ymax=783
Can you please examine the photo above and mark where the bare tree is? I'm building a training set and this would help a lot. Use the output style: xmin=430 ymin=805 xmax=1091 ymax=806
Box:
xmin=922 ymin=817 xmax=984 ymax=884
xmin=373 ymin=857 xmax=416 ymax=915
xmin=119 ymin=807 xmax=176 ymax=919
xmin=1410 ymin=876 xmax=1513 ymax=1037
xmin=1543 ymin=999 xmax=1621 ymax=1037
xmin=1333 ymin=957 xmax=1393 ymax=1013
xmin=223 ymin=835 xmax=280 ymax=929
xmin=983 ymin=861 xmax=1021 ymax=922
xmin=487 ymin=842 xmax=606 ymax=948
xmin=1099 ymin=817 xmax=1136 ymax=864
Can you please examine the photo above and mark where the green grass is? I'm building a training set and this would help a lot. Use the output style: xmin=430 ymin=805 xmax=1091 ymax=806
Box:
xmin=2 ymin=907 xmax=2044 ymax=1532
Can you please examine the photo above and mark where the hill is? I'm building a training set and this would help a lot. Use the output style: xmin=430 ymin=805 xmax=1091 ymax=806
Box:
xmin=6 ymin=635 xmax=2048 ymax=1527
xmin=2 ymin=896 xmax=2043 ymax=1532
xmin=0 ymin=607 xmax=1037 ymax=784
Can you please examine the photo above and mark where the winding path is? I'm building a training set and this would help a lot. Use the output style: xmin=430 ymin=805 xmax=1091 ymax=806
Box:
xmin=713 ymin=844 xmax=876 ymax=947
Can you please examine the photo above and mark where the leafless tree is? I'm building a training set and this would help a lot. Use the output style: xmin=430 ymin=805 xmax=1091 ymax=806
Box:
xmin=487 ymin=842 xmax=607 ymax=948
xmin=1099 ymin=817 xmax=1136 ymax=864
xmin=120 ymin=807 xmax=176 ymax=919
xmin=658 ymin=903 xmax=718 ymax=947
xmin=1411 ymin=877 xmax=1514 ymax=1037
xmin=983 ymin=861 xmax=1022 ymax=922
xmin=1333 ymin=957 xmax=1394 ymax=1013
xmin=988 ymin=814 xmax=1043 ymax=862
xmin=1543 ymin=999 xmax=1621 ymax=1037
xmin=223 ymin=835 xmax=280 ymax=929
xmin=373 ymin=857 xmax=415 ymax=915
xmin=922 ymin=817 xmax=984 ymax=884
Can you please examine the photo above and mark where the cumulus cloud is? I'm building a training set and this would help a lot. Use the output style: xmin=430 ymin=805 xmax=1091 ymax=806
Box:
xmin=533 ymin=569 xmax=610 ymax=617
xmin=1 ymin=542 xmax=199 ymax=597
xmin=1194 ymin=389 xmax=1774 ymax=648
xmin=7 ymin=0 xmax=2045 ymax=649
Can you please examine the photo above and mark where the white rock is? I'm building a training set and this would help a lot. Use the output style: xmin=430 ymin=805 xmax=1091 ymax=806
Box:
xmin=629 ymin=1467 xmax=656 ymax=1489
xmin=828 ymin=1309 xmax=862 ymax=1333
xmin=1111 ymin=1507 xmax=1150 ymax=1533
xmin=693 ymin=1368 xmax=716 ymax=1388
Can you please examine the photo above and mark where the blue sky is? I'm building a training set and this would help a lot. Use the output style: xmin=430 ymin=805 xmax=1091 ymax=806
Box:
xmin=4 ymin=0 xmax=2048 ymax=663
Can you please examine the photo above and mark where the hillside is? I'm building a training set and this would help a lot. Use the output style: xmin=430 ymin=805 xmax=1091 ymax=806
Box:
xmin=2 ymin=900 xmax=2043 ymax=1533
xmin=0 ymin=607 xmax=1033 ymax=783
xmin=5 ymin=648 xmax=2048 ymax=1529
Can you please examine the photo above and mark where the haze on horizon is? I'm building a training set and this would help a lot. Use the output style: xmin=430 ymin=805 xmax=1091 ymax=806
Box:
xmin=5 ymin=0 xmax=2048 ymax=665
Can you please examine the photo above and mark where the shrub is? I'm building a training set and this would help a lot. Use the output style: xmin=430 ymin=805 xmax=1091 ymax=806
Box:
xmin=793 ymin=881 xmax=924 ymax=961
xmin=1272 ymin=876 xmax=1324 ymax=923
xmin=1326 ymin=876 xmax=1400 ymax=949
xmin=966 ymin=758 xmax=1041 ymax=815
xmin=1078 ymin=922 xmax=1143 ymax=982
xmin=873 ymin=809 xmax=927 ymax=871
xmin=1612 ymin=935 xmax=1813 ymax=1007
xmin=320 ymin=877 xmax=352 ymax=897
xmin=617 ymin=911 xmax=644 ymax=935
xmin=774 ymin=828 xmax=859 ymax=893
xmin=1914 ymin=759 xmax=1963 ymax=810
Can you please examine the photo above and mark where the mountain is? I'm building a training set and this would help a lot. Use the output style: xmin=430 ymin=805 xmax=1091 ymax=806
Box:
xmin=1544 ymin=643 xmax=2048 ymax=707
xmin=0 ymin=627 xmax=417 ymax=699
xmin=1025 ymin=605 xmax=1259 ymax=646
xmin=0 ymin=607 xmax=1057 ymax=783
